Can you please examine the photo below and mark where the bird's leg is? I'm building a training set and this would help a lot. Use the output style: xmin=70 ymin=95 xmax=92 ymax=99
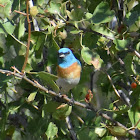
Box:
xmin=69 ymin=90 xmax=75 ymax=106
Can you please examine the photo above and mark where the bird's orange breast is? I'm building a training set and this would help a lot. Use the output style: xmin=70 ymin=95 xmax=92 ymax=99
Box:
xmin=57 ymin=62 xmax=81 ymax=79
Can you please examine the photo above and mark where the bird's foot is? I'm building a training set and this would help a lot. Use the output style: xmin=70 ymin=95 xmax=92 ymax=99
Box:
xmin=67 ymin=92 xmax=74 ymax=106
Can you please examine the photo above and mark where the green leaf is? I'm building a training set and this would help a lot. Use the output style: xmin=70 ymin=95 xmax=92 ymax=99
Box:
xmin=107 ymin=126 xmax=127 ymax=137
xmin=45 ymin=122 xmax=58 ymax=139
xmin=113 ymin=39 xmax=131 ymax=51
xmin=66 ymin=9 xmax=84 ymax=21
xmin=81 ymin=47 xmax=94 ymax=65
xmin=46 ymin=35 xmax=60 ymax=65
xmin=52 ymin=38 xmax=60 ymax=50
xmin=92 ymin=2 xmax=115 ymax=24
xmin=70 ymin=30 xmax=81 ymax=34
xmin=30 ymin=31 xmax=46 ymax=59
xmin=48 ymin=2 xmax=61 ymax=14
xmin=18 ymin=17 xmax=26 ymax=39
xmin=52 ymin=104 xmax=72 ymax=120
xmin=77 ymin=127 xmax=98 ymax=140
xmin=12 ymin=130 xmax=22 ymax=140
xmin=27 ymin=92 xmax=37 ymax=102
xmin=91 ymin=24 xmax=115 ymax=39
xmin=31 ymin=31 xmax=46 ymax=51
xmin=124 ymin=3 xmax=140 ymax=27
xmin=43 ymin=101 xmax=60 ymax=113
xmin=124 ymin=53 xmax=134 ymax=75
xmin=30 ymin=6 xmax=39 ymax=17
xmin=0 ymin=47 xmax=4 ymax=57
xmin=0 ymin=0 xmax=12 ymax=18
xmin=81 ymin=47 xmax=103 ymax=69
xmin=4 ymin=1 xmax=12 ymax=17
xmin=85 ymin=12 xmax=93 ymax=19
xmin=0 ymin=19 xmax=15 ymax=35
xmin=128 ymin=99 xmax=140 ymax=128
xmin=37 ymin=0 xmax=46 ymax=6
xmin=95 ymin=127 xmax=106 ymax=137
xmin=101 ymin=136 xmax=117 ymax=140
xmin=38 ymin=71 xmax=59 ymax=93
xmin=83 ymin=32 xmax=98 ymax=49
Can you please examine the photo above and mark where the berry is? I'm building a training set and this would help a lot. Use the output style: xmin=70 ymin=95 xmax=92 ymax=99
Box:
xmin=131 ymin=82 xmax=137 ymax=89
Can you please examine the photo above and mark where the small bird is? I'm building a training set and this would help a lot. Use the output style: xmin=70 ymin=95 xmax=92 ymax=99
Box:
xmin=56 ymin=48 xmax=81 ymax=94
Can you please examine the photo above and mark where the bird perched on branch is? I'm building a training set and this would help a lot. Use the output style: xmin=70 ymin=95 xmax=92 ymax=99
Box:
xmin=56 ymin=48 xmax=81 ymax=94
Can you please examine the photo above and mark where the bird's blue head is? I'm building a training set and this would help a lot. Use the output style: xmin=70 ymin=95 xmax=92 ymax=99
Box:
xmin=58 ymin=48 xmax=80 ymax=68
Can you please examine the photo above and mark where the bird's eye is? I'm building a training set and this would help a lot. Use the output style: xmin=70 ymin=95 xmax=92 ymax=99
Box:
xmin=58 ymin=52 xmax=63 ymax=55
xmin=65 ymin=51 xmax=70 ymax=55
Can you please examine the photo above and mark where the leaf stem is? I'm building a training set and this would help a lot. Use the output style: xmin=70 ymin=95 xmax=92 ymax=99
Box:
xmin=10 ymin=34 xmax=27 ymax=48
xmin=80 ymin=32 xmax=84 ymax=48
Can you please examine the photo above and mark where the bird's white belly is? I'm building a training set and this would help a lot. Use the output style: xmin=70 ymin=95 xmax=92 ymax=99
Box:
xmin=56 ymin=78 xmax=80 ymax=93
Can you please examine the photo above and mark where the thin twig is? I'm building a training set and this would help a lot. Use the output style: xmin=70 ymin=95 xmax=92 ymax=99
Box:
xmin=134 ymin=119 xmax=140 ymax=128
xmin=72 ymin=112 xmax=84 ymax=124
xmin=106 ymin=72 xmax=121 ymax=98
xmin=128 ymin=45 xmax=140 ymax=58
xmin=10 ymin=34 xmax=27 ymax=48
xmin=134 ymin=49 xmax=140 ymax=58
xmin=0 ymin=4 xmax=5 ymax=7
xmin=14 ymin=10 xmax=27 ymax=16
xmin=106 ymin=72 xmax=131 ymax=106
xmin=21 ymin=0 xmax=31 ymax=73
xmin=99 ymin=112 xmax=136 ymax=136
xmin=0 ymin=68 xmax=138 ymax=138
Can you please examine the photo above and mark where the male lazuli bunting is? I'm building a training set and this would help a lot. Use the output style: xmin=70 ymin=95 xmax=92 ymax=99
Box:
xmin=56 ymin=48 xmax=81 ymax=94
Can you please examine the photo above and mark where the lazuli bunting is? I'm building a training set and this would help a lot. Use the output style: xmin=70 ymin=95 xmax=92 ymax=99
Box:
xmin=56 ymin=48 xmax=81 ymax=94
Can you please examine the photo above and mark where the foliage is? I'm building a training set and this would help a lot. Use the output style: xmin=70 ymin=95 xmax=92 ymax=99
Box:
xmin=0 ymin=0 xmax=140 ymax=140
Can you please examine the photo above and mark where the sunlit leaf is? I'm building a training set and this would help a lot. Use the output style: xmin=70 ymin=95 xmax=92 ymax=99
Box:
xmin=46 ymin=122 xmax=58 ymax=139
xmin=18 ymin=16 xmax=26 ymax=39
xmin=0 ymin=19 xmax=15 ymax=35
xmin=91 ymin=24 xmax=115 ymax=39
xmin=66 ymin=9 xmax=84 ymax=21
xmin=81 ymin=47 xmax=95 ymax=65
xmin=101 ymin=136 xmax=118 ymax=140
xmin=27 ymin=92 xmax=37 ymax=102
xmin=107 ymin=126 xmax=127 ymax=137
xmin=52 ymin=104 xmax=72 ymax=120
xmin=30 ymin=6 xmax=39 ymax=17
xmin=0 ymin=0 xmax=12 ymax=18
xmin=95 ymin=127 xmax=106 ymax=137
xmin=113 ymin=39 xmax=131 ymax=51
xmin=48 ymin=2 xmax=61 ymax=14
xmin=85 ymin=12 xmax=93 ymax=19
xmin=81 ymin=47 xmax=103 ymax=69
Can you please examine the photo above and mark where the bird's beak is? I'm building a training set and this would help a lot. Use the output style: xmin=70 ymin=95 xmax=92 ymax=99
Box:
xmin=59 ymin=53 xmax=65 ymax=58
